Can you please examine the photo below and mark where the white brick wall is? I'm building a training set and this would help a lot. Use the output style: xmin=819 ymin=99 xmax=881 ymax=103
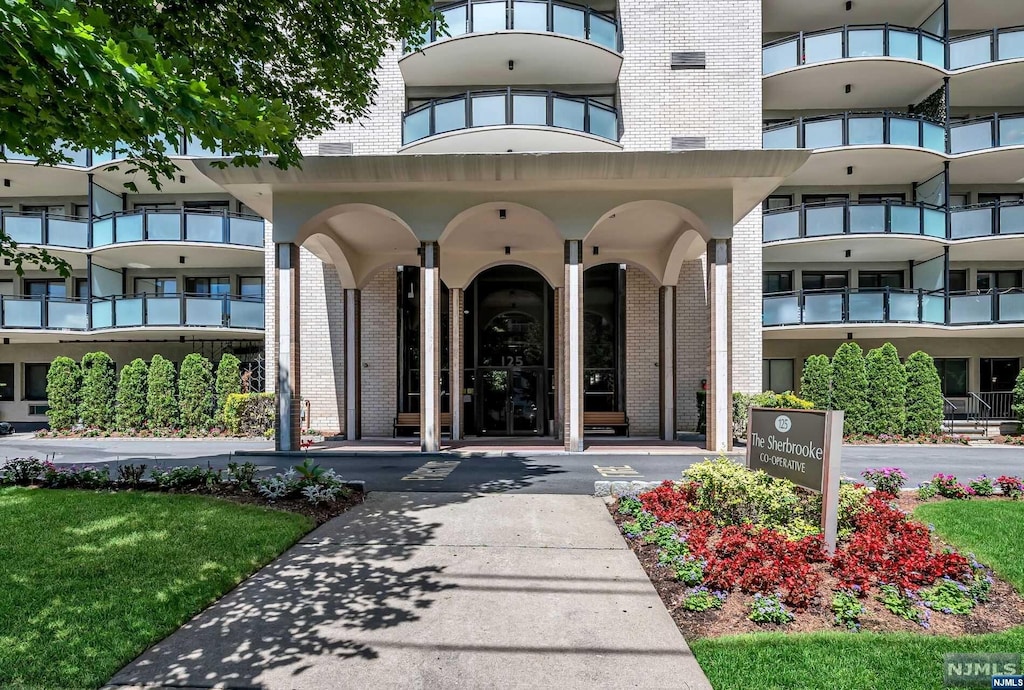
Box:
xmin=360 ymin=269 xmax=398 ymax=436
xmin=676 ymin=258 xmax=710 ymax=431
xmin=625 ymin=267 xmax=659 ymax=435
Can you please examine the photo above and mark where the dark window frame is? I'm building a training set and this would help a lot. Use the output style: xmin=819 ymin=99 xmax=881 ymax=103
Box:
xmin=24 ymin=363 xmax=49 ymax=401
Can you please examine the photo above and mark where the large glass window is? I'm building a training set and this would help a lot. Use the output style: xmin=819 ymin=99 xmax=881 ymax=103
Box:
xmin=802 ymin=272 xmax=848 ymax=290
xmin=24 ymin=363 xmax=48 ymax=401
xmin=763 ymin=271 xmax=793 ymax=294
xmin=764 ymin=359 xmax=795 ymax=393
xmin=239 ymin=277 xmax=264 ymax=300
xmin=981 ymin=358 xmax=1020 ymax=392
xmin=185 ymin=277 xmax=230 ymax=296
xmin=859 ymin=271 xmax=905 ymax=289
xmin=583 ymin=264 xmax=623 ymax=413
xmin=0 ymin=363 xmax=13 ymax=401
xmin=977 ymin=271 xmax=1022 ymax=292
xmin=949 ymin=270 xmax=968 ymax=292
xmin=24 ymin=279 xmax=66 ymax=299
xmin=135 ymin=277 xmax=177 ymax=296
xmin=935 ymin=358 xmax=968 ymax=397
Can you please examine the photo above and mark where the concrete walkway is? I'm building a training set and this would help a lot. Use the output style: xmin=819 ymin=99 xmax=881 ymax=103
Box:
xmin=107 ymin=492 xmax=711 ymax=690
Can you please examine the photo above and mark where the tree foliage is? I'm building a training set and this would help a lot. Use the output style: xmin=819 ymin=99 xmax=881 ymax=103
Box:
xmin=115 ymin=358 xmax=149 ymax=431
xmin=865 ymin=343 xmax=907 ymax=436
xmin=178 ymin=353 xmax=213 ymax=429
xmin=79 ymin=352 xmax=116 ymax=428
xmin=215 ymin=354 xmax=241 ymax=424
xmin=146 ymin=355 xmax=178 ymax=429
xmin=1014 ymin=368 xmax=1024 ymax=431
xmin=904 ymin=351 xmax=944 ymax=436
xmin=831 ymin=342 xmax=869 ymax=436
xmin=46 ymin=356 xmax=81 ymax=430
xmin=800 ymin=355 xmax=833 ymax=410
xmin=0 ymin=0 xmax=435 ymax=272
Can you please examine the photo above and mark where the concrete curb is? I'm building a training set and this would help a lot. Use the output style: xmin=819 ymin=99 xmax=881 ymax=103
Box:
xmin=594 ymin=480 xmax=665 ymax=497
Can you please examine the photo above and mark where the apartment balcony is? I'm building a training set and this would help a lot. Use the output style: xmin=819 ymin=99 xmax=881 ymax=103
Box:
xmin=763 ymin=113 xmax=946 ymax=185
xmin=0 ymin=293 xmax=264 ymax=341
xmin=763 ymin=200 xmax=946 ymax=262
xmin=762 ymin=25 xmax=944 ymax=110
xmin=948 ymin=114 xmax=1024 ymax=183
xmin=401 ymin=0 xmax=621 ymax=86
xmin=949 ymin=27 xmax=1024 ymax=106
xmin=763 ymin=288 xmax=1024 ymax=338
xmin=400 ymin=89 xmax=621 ymax=153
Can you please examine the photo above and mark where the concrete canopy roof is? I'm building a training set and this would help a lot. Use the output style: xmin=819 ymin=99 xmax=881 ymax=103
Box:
xmin=197 ymin=150 xmax=810 ymax=226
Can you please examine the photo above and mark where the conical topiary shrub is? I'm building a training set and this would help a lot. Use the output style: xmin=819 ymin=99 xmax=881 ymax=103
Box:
xmin=831 ymin=342 xmax=869 ymax=436
xmin=46 ymin=356 xmax=81 ymax=430
xmin=800 ymin=354 xmax=833 ymax=410
xmin=79 ymin=352 xmax=116 ymax=429
xmin=904 ymin=351 xmax=943 ymax=436
xmin=147 ymin=355 xmax=179 ymax=430
xmin=115 ymin=358 xmax=149 ymax=432
xmin=215 ymin=354 xmax=241 ymax=425
xmin=866 ymin=343 xmax=907 ymax=436
xmin=179 ymin=353 xmax=214 ymax=430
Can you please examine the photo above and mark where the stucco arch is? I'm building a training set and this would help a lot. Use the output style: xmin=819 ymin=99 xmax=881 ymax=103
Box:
xmin=440 ymin=202 xmax=564 ymax=289
xmin=296 ymin=203 xmax=420 ymax=290
xmin=584 ymin=201 xmax=712 ymax=286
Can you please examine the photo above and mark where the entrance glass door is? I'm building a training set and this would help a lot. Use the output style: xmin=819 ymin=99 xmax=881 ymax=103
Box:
xmin=478 ymin=367 xmax=543 ymax=435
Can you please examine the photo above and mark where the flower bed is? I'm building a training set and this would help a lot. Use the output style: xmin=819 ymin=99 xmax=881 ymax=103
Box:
xmin=612 ymin=458 xmax=1024 ymax=639
xmin=0 ymin=457 xmax=361 ymax=524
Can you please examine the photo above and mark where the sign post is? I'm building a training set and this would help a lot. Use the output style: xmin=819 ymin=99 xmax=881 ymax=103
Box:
xmin=746 ymin=407 xmax=844 ymax=553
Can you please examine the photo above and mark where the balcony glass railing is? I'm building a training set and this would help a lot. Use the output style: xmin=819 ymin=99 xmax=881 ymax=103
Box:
xmin=0 ymin=294 xmax=264 ymax=331
xmin=950 ymin=26 xmax=1024 ymax=69
xmin=0 ymin=209 xmax=264 ymax=250
xmin=763 ymin=25 xmax=945 ymax=75
xmin=763 ymin=112 xmax=946 ymax=152
xmin=402 ymin=89 xmax=619 ymax=145
xmin=763 ymin=200 xmax=946 ymax=242
xmin=764 ymin=288 xmax=945 ymax=327
xmin=412 ymin=0 xmax=620 ymax=52
xmin=949 ymin=114 xmax=1024 ymax=154
xmin=0 ymin=135 xmax=225 ymax=168
xmin=950 ymin=201 xmax=1024 ymax=239
xmin=949 ymin=289 xmax=1024 ymax=325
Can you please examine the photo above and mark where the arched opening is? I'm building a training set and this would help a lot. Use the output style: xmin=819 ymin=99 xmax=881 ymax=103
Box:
xmin=583 ymin=263 xmax=626 ymax=416
xmin=464 ymin=265 xmax=554 ymax=436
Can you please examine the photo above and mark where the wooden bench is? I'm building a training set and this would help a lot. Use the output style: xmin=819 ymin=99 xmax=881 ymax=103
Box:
xmin=393 ymin=412 xmax=453 ymax=437
xmin=583 ymin=411 xmax=630 ymax=436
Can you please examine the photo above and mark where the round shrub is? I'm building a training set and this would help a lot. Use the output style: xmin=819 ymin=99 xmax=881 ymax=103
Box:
xmin=115 ymin=358 xmax=149 ymax=431
xmin=800 ymin=354 xmax=833 ymax=410
xmin=215 ymin=354 xmax=242 ymax=424
xmin=831 ymin=342 xmax=869 ymax=436
xmin=904 ymin=351 xmax=943 ymax=436
xmin=147 ymin=355 xmax=179 ymax=429
xmin=223 ymin=392 xmax=275 ymax=436
xmin=865 ymin=343 xmax=907 ymax=436
xmin=45 ymin=356 xmax=81 ymax=430
xmin=79 ymin=352 xmax=116 ymax=430
xmin=179 ymin=353 xmax=214 ymax=429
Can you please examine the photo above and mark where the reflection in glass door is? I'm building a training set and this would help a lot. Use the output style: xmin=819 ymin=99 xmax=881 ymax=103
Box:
xmin=477 ymin=367 xmax=543 ymax=435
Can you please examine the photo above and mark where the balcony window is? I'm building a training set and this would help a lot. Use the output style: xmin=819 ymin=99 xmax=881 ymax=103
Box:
xmin=802 ymin=272 xmax=848 ymax=291
xmin=24 ymin=363 xmax=48 ymax=401
xmin=935 ymin=359 xmax=968 ymax=397
xmin=25 ymin=279 xmax=66 ymax=299
xmin=135 ymin=278 xmax=177 ymax=296
xmin=239 ymin=277 xmax=265 ymax=300
xmin=763 ymin=271 xmax=793 ymax=294
xmin=764 ymin=359 xmax=795 ymax=394
xmin=949 ymin=270 xmax=968 ymax=293
xmin=0 ymin=363 xmax=13 ymax=401
xmin=186 ymin=277 xmax=230 ymax=296
xmin=859 ymin=272 xmax=905 ymax=289
xmin=977 ymin=271 xmax=1022 ymax=291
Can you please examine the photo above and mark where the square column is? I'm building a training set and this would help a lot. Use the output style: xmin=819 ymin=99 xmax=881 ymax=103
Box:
xmin=449 ymin=287 xmax=463 ymax=441
xmin=344 ymin=288 xmax=361 ymax=441
xmin=563 ymin=241 xmax=584 ymax=452
xmin=707 ymin=238 xmax=733 ymax=453
xmin=659 ymin=285 xmax=677 ymax=442
xmin=553 ymin=287 xmax=564 ymax=441
xmin=419 ymin=242 xmax=442 ymax=452
xmin=275 ymin=243 xmax=301 ymax=451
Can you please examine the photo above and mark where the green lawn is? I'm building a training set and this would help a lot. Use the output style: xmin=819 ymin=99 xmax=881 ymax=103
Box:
xmin=0 ymin=487 xmax=312 ymax=689
xmin=690 ymin=500 xmax=1024 ymax=690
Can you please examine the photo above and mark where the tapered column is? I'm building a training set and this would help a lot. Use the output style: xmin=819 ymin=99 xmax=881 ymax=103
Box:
xmin=707 ymin=238 xmax=732 ymax=453
xmin=449 ymin=287 xmax=463 ymax=441
xmin=344 ymin=288 xmax=361 ymax=440
xmin=563 ymin=240 xmax=584 ymax=452
xmin=660 ymin=285 xmax=677 ymax=442
xmin=419 ymin=242 xmax=442 ymax=452
xmin=275 ymin=242 xmax=301 ymax=451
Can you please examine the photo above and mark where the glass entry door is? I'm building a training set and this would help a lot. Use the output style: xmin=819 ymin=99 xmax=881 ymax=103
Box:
xmin=477 ymin=367 xmax=543 ymax=435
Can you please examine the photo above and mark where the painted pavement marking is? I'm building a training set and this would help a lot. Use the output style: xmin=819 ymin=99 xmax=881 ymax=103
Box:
xmin=402 ymin=460 xmax=462 ymax=481
xmin=593 ymin=464 xmax=644 ymax=478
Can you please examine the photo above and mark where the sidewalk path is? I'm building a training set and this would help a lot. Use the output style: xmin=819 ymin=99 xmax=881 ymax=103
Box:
xmin=107 ymin=492 xmax=711 ymax=689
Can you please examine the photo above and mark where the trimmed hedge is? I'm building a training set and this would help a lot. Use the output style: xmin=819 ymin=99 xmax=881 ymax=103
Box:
xmin=79 ymin=352 xmax=116 ymax=429
xmin=831 ymin=342 xmax=869 ymax=436
xmin=905 ymin=351 xmax=944 ymax=436
xmin=147 ymin=355 xmax=179 ymax=429
xmin=178 ymin=353 xmax=214 ymax=429
xmin=46 ymin=357 xmax=81 ymax=430
xmin=115 ymin=359 xmax=149 ymax=431
xmin=865 ymin=343 xmax=907 ymax=436
xmin=224 ymin=392 xmax=275 ymax=436
xmin=800 ymin=354 xmax=833 ymax=410
xmin=215 ymin=354 xmax=242 ymax=423
xmin=733 ymin=391 xmax=814 ymax=438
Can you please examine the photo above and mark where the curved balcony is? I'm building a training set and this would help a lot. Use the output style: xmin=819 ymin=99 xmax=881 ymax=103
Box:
xmin=401 ymin=0 xmax=621 ymax=86
xmin=0 ymin=294 xmax=264 ymax=338
xmin=763 ymin=200 xmax=945 ymax=262
xmin=1 ymin=209 xmax=264 ymax=267
xmin=949 ymin=113 xmax=1024 ymax=183
xmin=950 ymin=27 xmax=1024 ymax=106
xmin=763 ymin=113 xmax=946 ymax=185
xmin=400 ymin=89 xmax=621 ymax=153
xmin=949 ymin=201 xmax=1024 ymax=260
xmin=762 ymin=25 xmax=944 ymax=109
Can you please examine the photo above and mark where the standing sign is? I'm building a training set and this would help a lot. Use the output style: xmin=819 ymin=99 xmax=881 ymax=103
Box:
xmin=746 ymin=407 xmax=844 ymax=553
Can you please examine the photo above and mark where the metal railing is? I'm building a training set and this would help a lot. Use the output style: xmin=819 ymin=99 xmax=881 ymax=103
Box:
xmin=402 ymin=88 xmax=619 ymax=145
xmin=0 ymin=293 xmax=265 ymax=331
xmin=948 ymin=288 xmax=1024 ymax=325
xmin=950 ymin=200 xmax=1024 ymax=238
xmin=763 ymin=112 xmax=946 ymax=152
xmin=950 ymin=26 xmax=1024 ymax=69
xmin=950 ymin=113 xmax=1024 ymax=154
xmin=412 ymin=0 xmax=620 ymax=52
xmin=0 ymin=134 xmax=226 ymax=168
xmin=763 ymin=200 xmax=946 ymax=242
xmin=762 ymin=24 xmax=945 ymax=75
xmin=0 ymin=208 xmax=264 ymax=250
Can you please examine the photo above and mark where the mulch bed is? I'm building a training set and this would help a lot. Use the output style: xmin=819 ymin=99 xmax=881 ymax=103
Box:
xmin=610 ymin=496 xmax=1024 ymax=639
xmin=141 ymin=484 xmax=365 ymax=525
